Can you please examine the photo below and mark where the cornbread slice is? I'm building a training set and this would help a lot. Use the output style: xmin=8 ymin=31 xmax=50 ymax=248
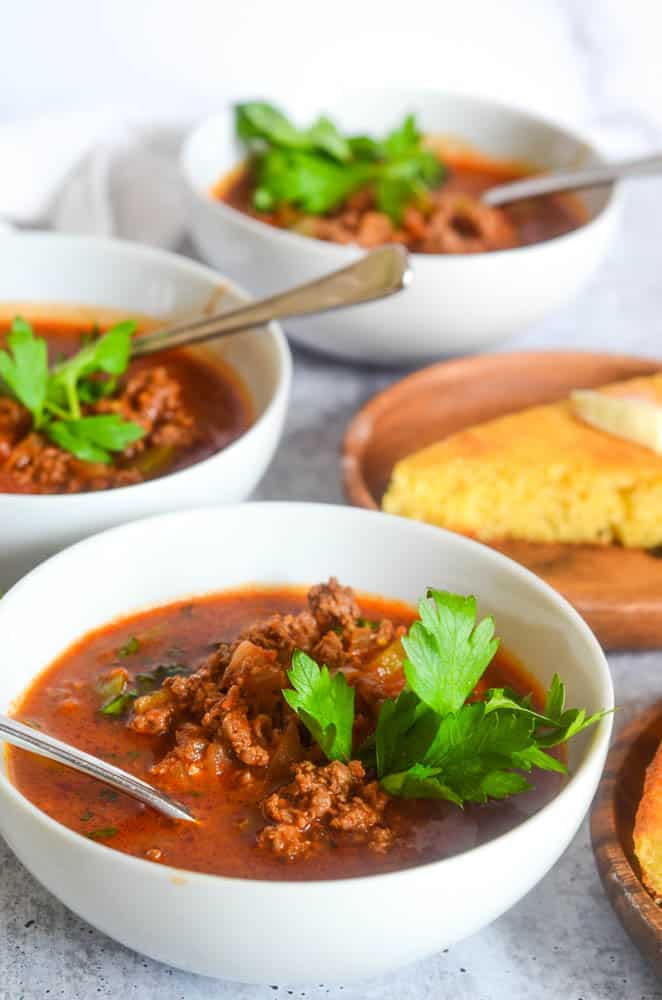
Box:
xmin=382 ymin=373 xmax=662 ymax=548
xmin=634 ymin=739 xmax=662 ymax=899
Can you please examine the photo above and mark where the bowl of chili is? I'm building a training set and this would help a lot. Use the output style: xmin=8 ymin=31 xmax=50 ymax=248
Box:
xmin=182 ymin=89 xmax=620 ymax=364
xmin=0 ymin=502 xmax=613 ymax=983
xmin=0 ymin=232 xmax=291 ymax=588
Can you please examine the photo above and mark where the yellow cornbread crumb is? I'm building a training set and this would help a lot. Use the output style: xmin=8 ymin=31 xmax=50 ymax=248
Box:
xmin=382 ymin=373 xmax=662 ymax=548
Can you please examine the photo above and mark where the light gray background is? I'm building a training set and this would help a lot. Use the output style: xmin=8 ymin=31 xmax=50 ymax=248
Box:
xmin=2 ymin=1 xmax=662 ymax=996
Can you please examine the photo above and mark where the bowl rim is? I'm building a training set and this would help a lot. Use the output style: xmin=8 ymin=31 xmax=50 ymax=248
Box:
xmin=0 ymin=231 xmax=292 ymax=504
xmin=0 ymin=500 xmax=614 ymax=890
xmin=180 ymin=86 xmax=623 ymax=263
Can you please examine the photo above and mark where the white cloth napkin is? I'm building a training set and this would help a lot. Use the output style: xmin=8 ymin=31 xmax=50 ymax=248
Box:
xmin=0 ymin=113 xmax=189 ymax=248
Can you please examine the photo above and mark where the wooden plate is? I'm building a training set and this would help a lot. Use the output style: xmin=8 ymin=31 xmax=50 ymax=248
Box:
xmin=342 ymin=351 xmax=662 ymax=649
xmin=591 ymin=704 xmax=662 ymax=975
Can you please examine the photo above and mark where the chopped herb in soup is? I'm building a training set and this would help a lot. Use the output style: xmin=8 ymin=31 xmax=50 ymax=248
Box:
xmin=8 ymin=580 xmax=605 ymax=880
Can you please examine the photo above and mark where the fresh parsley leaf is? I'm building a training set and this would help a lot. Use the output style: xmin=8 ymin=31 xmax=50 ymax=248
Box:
xmin=46 ymin=414 xmax=144 ymax=464
xmin=347 ymin=135 xmax=384 ymax=160
xmin=402 ymin=590 xmax=498 ymax=716
xmin=381 ymin=763 xmax=463 ymax=805
xmin=280 ymin=590 xmax=608 ymax=810
xmin=483 ymin=676 xmax=609 ymax=749
xmin=77 ymin=375 xmax=118 ymax=403
xmin=236 ymin=102 xmax=351 ymax=161
xmin=510 ymin=743 xmax=567 ymax=775
xmin=383 ymin=113 xmax=421 ymax=158
xmin=479 ymin=771 xmax=532 ymax=799
xmin=305 ymin=115 xmax=352 ymax=162
xmin=49 ymin=320 xmax=135 ymax=419
xmin=0 ymin=317 xmax=48 ymax=425
xmin=0 ymin=316 xmax=144 ymax=466
xmin=372 ymin=689 xmax=425 ymax=776
xmin=253 ymin=149 xmax=373 ymax=215
xmin=236 ymin=103 xmax=444 ymax=223
xmin=283 ymin=650 xmax=355 ymax=763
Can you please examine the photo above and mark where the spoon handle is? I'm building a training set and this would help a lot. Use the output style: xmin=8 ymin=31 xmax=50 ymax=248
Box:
xmin=0 ymin=714 xmax=195 ymax=823
xmin=131 ymin=244 xmax=410 ymax=358
xmin=483 ymin=152 xmax=662 ymax=207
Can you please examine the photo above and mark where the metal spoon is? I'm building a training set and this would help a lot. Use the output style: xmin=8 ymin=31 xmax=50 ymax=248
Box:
xmin=483 ymin=152 xmax=662 ymax=207
xmin=0 ymin=714 xmax=195 ymax=823
xmin=131 ymin=243 xmax=410 ymax=358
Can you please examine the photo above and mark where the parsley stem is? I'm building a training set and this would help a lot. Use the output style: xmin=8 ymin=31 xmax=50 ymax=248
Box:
xmin=43 ymin=399 xmax=71 ymax=421
xmin=65 ymin=379 xmax=81 ymax=420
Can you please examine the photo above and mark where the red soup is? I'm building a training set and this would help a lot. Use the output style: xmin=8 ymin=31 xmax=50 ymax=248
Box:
xmin=8 ymin=580 xmax=564 ymax=881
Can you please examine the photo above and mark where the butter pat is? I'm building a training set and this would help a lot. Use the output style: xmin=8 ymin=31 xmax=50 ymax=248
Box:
xmin=572 ymin=390 xmax=662 ymax=455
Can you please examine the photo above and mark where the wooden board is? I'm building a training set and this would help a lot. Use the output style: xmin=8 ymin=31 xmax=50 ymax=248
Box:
xmin=591 ymin=705 xmax=662 ymax=975
xmin=342 ymin=351 xmax=662 ymax=649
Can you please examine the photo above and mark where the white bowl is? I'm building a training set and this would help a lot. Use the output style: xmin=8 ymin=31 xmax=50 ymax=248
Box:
xmin=0 ymin=502 xmax=613 ymax=984
xmin=0 ymin=233 xmax=291 ymax=589
xmin=182 ymin=89 xmax=620 ymax=365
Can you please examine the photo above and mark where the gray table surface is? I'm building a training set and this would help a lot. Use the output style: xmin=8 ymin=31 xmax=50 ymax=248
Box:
xmin=3 ymin=181 xmax=662 ymax=999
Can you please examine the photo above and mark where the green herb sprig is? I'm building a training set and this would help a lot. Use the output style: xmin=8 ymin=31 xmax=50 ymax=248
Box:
xmin=0 ymin=317 xmax=144 ymax=464
xmin=235 ymin=102 xmax=444 ymax=225
xmin=283 ymin=589 xmax=609 ymax=807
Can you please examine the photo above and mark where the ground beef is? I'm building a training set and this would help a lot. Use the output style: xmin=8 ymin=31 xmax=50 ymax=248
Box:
xmin=2 ymin=431 xmax=142 ymax=493
xmin=239 ymin=611 xmax=320 ymax=664
xmin=258 ymin=760 xmax=394 ymax=860
xmin=306 ymin=187 xmax=516 ymax=253
xmin=311 ymin=629 xmax=345 ymax=671
xmin=151 ymin=722 xmax=230 ymax=786
xmin=94 ymin=366 xmax=196 ymax=456
xmin=0 ymin=398 xmax=30 ymax=462
xmin=417 ymin=192 xmax=517 ymax=254
xmin=129 ymin=580 xmax=405 ymax=850
xmin=308 ymin=577 xmax=361 ymax=632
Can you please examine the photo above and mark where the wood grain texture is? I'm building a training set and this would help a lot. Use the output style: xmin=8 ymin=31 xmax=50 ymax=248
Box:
xmin=591 ymin=705 xmax=662 ymax=976
xmin=342 ymin=352 xmax=662 ymax=650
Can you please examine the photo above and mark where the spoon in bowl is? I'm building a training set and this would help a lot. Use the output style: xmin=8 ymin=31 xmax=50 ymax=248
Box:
xmin=131 ymin=243 xmax=411 ymax=359
xmin=483 ymin=151 xmax=662 ymax=207
xmin=0 ymin=713 xmax=195 ymax=823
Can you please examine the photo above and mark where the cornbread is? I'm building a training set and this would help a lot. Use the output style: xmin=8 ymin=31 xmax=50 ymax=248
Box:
xmin=382 ymin=373 xmax=662 ymax=548
xmin=634 ymin=740 xmax=662 ymax=899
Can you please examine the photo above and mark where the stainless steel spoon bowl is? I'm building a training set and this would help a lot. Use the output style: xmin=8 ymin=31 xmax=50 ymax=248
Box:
xmin=1 ymin=713 xmax=195 ymax=822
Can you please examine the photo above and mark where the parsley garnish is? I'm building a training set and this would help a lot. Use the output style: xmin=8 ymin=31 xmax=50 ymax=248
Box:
xmin=0 ymin=317 xmax=144 ymax=464
xmin=235 ymin=103 xmax=443 ymax=224
xmin=283 ymin=589 xmax=608 ymax=807
xmin=402 ymin=590 xmax=498 ymax=716
xmin=283 ymin=650 xmax=355 ymax=763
